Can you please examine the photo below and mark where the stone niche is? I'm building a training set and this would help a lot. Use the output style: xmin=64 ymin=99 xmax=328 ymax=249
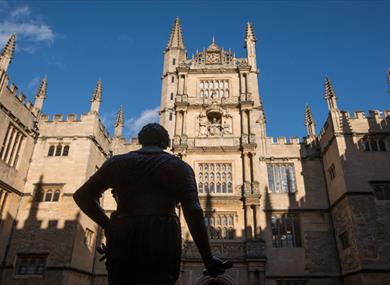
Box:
xmin=197 ymin=96 xmax=233 ymax=137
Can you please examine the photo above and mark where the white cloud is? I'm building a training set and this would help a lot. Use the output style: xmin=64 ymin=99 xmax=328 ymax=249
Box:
xmin=0 ymin=2 xmax=55 ymax=52
xmin=27 ymin=76 xmax=40 ymax=92
xmin=124 ymin=106 xmax=160 ymax=137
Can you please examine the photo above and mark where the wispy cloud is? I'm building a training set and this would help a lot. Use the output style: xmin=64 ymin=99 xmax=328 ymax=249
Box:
xmin=27 ymin=76 xmax=41 ymax=92
xmin=0 ymin=2 xmax=55 ymax=53
xmin=124 ymin=106 xmax=160 ymax=138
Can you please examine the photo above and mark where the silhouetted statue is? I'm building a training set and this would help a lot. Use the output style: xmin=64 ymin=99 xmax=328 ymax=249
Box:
xmin=73 ymin=123 xmax=231 ymax=285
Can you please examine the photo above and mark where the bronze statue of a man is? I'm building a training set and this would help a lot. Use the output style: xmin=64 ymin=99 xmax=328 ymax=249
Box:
xmin=73 ymin=123 xmax=230 ymax=284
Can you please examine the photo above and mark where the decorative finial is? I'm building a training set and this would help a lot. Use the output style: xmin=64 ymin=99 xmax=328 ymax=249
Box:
xmin=324 ymin=76 xmax=338 ymax=110
xmin=0 ymin=33 xmax=16 ymax=72
xmin=212 ymin=35 xmax=215 ymax=43
xmin=166 ymin=17 xmax=185 ymax=50
xmin=114 ymin=105 xmax=124 ymax=138
xmin=91 ymin=79 xmax=102 ymax=102
xmin=36 ymin=76 xmax=48 ymax=99
xmin=115 ymin=105 xmax=124 ymax=128
xmin=245 ymin=22 xmax=256 ymax=44
xmin=304 ymin=104 xmax=316 ymax=137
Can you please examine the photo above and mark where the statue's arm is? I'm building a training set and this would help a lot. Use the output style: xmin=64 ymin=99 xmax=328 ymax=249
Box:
xmin=73 ymin=159 xmax=114 ymax=229
xmin=177 ymin=163 xmax=213 ymax=265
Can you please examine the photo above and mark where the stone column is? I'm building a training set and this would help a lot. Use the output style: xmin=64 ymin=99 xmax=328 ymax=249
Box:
xmin=181 ymin=111 xmax=186 ymax=136
xmin=240 ymin=73 xmax=246 ymax=97
xmin=245 ymin=205 xmax=254 ymax=239
xmin=175 ymin=111 xmax=181 ymax=136
xmin=242 ymin=110 xmax=248 ymax=135
xmin=178 ymin=75 xmax=184 ymax=95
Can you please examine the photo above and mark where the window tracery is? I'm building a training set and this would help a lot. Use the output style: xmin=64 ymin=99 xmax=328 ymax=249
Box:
xmin=205 ymin=213 xmax=236 ymax=240
xmin=197 ymin=163 xmax=233 ymax=194
xmin=199 ymin=80 xmax=229 ymax=98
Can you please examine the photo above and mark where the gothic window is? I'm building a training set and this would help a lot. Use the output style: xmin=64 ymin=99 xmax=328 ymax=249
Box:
xmin=197 ymin=163 xmax=233 ymax=195
xmin=370 ymin=182 xmax=390 ymax=200
xmin=267 ymin=163 xmax=297 ymax=193
xmin=35 ymin=185 xmax=62 ymax=202
xmin=15 ymin=254 xmax=47 ymax=276
xmin=210 ymin=182 xmax=215 ymax=193
xmin=362 ymin=137 xmax=386 ymax=152
xmin=55 ymin=145 xmax=62 ymax=156
xmin=328 ymin=164 xmax=336 ymax=180
xmin=53 ymin=190 xmax=61 ymax=202
xmin=44 ymin=190 xmax=53 ymax=202
xmin=198 ymin=182 xmax=203 ymax=193
xmin=271 ymin=213 xmax=302 ymax=248
xmin=62 ymin=145 xmax=70 ymax=156
xmin=199 ymin=80 xmax=230 ymax=98
xmin=48 ymin=145 xmax=55 ymax=156
xmin=206 ymin=213 xmax=236 ymax=240
xmin=0 ymin=123 xmax=24 ymax=168
xmin=48 ymin=144 xmax=70 ymax=157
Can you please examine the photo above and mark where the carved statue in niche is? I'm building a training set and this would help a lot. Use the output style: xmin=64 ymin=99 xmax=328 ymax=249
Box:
xmin=208 ymin=117 xmax=222 ymax=136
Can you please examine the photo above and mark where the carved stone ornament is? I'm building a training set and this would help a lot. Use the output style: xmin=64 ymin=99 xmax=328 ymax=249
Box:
xmin=197 ymin=96 xmax=233 ymax=137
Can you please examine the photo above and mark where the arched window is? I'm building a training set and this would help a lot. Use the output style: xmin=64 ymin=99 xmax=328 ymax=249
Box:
xmin=216 ymin=216 xmax=221 ymax=226
xmin=227 ymin=216 xmax=233 ymax=226
xmin=53 ymin=190 xmax=60 ymax=202
xmin=45 ymin=190 xmax=53 ymax=202
xmin=216 ymin=173 xmax=220 ymax=181
xmin=55 ymin=145 xmax=62 ymax=156
xmin=222 ymin=216 xmax=227 ymax=226
xmin=198 ymin=182 xmax=203 ymax=193
xmin=171 ymin=76 xmax=174 ymax=83
xmin=62 ymin=145 xmax=70 ymax=156
xmin=228 ymin=182 xmax=232 ymax=193
xmin=222 ymin=227 xmax=227 ymax=238
xmin=222 ymin=182 xmax=226 ymax=193
xmin=204 ymin=182 xmax=209 ymax=193
xmin=48 ymin=145 xmax=55 ymax=157
xmin=170 ymin=93 xmax=173 ymax=100
xmin=172 ymin=58 xmax=176 ymax=65
xmin=216 ymin=182 xmax=221 ymax=193
xmin=210 ymin=182 xmax=215 ymax=193
xmin=35 ymin=190 xmax=44 ymax=202
xmin=227 ymin=228 xmax=235 ymax=239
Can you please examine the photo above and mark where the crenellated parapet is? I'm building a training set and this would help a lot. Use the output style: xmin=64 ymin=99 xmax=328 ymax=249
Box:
xmin=266 ymin=136 xmax=301 ymax=145
xmin=38 ymin=112 xmax=112 ymax=156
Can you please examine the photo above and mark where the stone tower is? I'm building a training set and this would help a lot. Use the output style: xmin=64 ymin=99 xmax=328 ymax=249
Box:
xmin=160 ymin=17 xmax=187 ymax=142
xmin=162 ymin=19 xmax=269 ymax=284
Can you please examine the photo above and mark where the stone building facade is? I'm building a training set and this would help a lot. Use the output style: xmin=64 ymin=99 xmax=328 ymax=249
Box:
xmin=0 ymin=19 xmax=389 ymax=285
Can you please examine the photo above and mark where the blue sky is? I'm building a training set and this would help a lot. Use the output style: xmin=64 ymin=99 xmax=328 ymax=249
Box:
xmin=0 ymin=0 xmax=389 ymax=139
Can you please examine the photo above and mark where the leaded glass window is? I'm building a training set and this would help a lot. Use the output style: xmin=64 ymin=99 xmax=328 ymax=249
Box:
xmin=197 ymin=162 xmax=233 ymax=194
xmin=267 ymin=163 xmax=297 ymax=193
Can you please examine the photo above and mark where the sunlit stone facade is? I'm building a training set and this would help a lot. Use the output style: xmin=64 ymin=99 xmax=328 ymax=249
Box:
xmin=0 ymin=20 xmax=390 ymax=285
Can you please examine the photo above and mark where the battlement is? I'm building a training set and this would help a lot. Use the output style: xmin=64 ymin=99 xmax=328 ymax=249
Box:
xmin=266 ymin=136 xmax=301 ymax=145
xmin=4 ymin=81 xmax=36 ymax=114
xmin=40 ymin=112 xmax=112 ymax=141
xmin=340 ymin=109 xmax=390 ymax=120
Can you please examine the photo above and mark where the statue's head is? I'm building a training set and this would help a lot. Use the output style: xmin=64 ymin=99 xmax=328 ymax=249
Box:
xmin=138 ymin=123 xmax=170 ymax=149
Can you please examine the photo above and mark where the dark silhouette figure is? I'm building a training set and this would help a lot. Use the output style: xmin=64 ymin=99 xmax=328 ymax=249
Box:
xmin=73 ymin=123 xmax=231 ymax=285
